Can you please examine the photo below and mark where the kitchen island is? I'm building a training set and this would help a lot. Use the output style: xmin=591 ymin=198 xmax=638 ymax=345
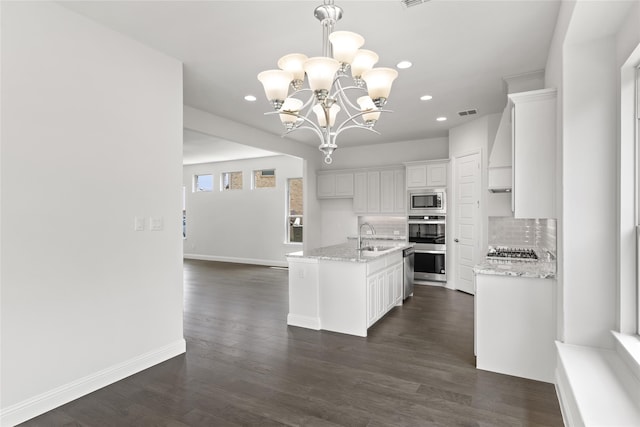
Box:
xmin=286 ymin=242 xmax=411 ymax=337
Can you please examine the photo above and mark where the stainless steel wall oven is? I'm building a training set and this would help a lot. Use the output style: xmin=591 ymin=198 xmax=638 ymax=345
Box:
xmin=408 ymin=215 xmax=446 ymax=282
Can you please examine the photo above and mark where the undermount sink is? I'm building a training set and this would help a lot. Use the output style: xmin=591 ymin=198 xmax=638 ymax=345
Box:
xmin=359 ymin=245 xmax=396 ymax=254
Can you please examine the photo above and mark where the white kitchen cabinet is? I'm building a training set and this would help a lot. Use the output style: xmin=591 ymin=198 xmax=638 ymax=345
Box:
xmin=367 ymin=171 xmax=380 ymax=213
xmin=394 ymin=169 xmax=405 ymax=213
xmin=426 ymin=163 xmax=447 ymax=187
xmin=353 ymin=172 xmax=368 ymax=213
xmin=365 ymin=252 xmax=403 ymax=328
xmin=317 ymin=171 xmax=354 ymax=198
xmin=380 ymin=170 xmax=395 ymax=213
xmin=406 ymin=163 xmax=427 ymax=188
xmin=475 ymin=273 xmax=556 ymax=383
xmin=509 ymin=88 xmax=557 ymax=218
xmin=354 ymin=167 xmax=404 ymax=215
xmin=405 ymin=160 xmax=449 ymax=188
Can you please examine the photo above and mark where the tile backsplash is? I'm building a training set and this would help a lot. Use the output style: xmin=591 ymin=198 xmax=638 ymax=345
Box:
xmin=489 ymin=217 xmax=557 ymax=255
xmin=358 ymin=216 xmax=406 ymax=237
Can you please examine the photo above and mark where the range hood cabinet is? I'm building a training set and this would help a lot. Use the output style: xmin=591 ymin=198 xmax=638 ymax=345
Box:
xmin=488 ymin=105 xmax=512 ymax=193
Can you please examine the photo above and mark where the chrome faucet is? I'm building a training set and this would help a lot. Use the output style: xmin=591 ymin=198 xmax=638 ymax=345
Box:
xmin=358 ymin=222 xmax=376 ymax=250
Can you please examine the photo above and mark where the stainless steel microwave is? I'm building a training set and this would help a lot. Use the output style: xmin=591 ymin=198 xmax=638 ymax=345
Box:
xmin=408 ymin=189 xmax=446 ymax=214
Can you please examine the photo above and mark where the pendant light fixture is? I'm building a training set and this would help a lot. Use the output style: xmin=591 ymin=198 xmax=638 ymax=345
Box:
xmin=257 ymin=0 xmax=398 ymax=164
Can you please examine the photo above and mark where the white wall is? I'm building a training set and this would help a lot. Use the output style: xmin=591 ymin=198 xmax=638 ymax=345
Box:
xmin=545 ymin=0 xmax=640 ymax=348
xmin=183 ymin=155 xmax=303 ymax=266
xmin=183 ymin=107 xmax=325 ymax=251
xmin=0 ymin=2 xmax=185 ymax=425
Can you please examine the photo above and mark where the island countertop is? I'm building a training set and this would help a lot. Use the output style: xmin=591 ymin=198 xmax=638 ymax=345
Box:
xmin=286 ymin=241 xmax=412 ymax=263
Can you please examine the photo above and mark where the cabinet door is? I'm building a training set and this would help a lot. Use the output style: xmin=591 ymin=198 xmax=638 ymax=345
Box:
xmin=367 ymin=171 xmax=380 ymax=213
xmin=511 ymin=89 xmax=556 ymax=218
xmin=376 ymin=273 xmax=385 ymax=318
xmin=334 ymin=173 xmax=354 ymax=197
xmin=367 ymin=275 xmax=377 ymax=326
xmin=380 ymin=170 xmax=395 ymax=213
xmin=406 ymin=164 xmax=427 ymax=188
xmin=317 ymin=174 xmax=336 ymax=198
xmin=353 ymin=172 xmax=368 ymax=213
xmin=394 ymin=169 xmax=405 ymax=214
xmin=394 ymin=264 xmax=403 ymax=305
xmin=426 ymin=163 xmax=447 ymax=187
xmin=385 ymin=268 xmax=395 ymax=311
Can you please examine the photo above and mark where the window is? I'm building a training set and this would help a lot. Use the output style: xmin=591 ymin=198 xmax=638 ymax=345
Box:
xmin=221 ymin=171 xmax=243 ymax=190
xmin=253 ymin=169 xmax=276 ymax=189
xmin=287 ymin=178 xmax=303 ymax=243
xmin=636 ymin=65 xmax=640 ymax=331
xmin=194 ymin=174 xmax=213 ymax=192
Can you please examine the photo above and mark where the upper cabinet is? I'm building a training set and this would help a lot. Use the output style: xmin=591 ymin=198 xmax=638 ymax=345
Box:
xmin=405 ymin=160 xmax=449 ymax=188
xmin=509 ymin=88 xmax=557 ymax=219
xmin=317 ymin=171 xmax=354 ymax=198
xmin=354 ymin=167 xmax=405 ymax=215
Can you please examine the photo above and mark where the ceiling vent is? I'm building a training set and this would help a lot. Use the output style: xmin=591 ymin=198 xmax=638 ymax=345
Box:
xmin=458 ymin=109 xmax=478 ymax=117
xmin=401 ymin=0 xmax=431 ymax=8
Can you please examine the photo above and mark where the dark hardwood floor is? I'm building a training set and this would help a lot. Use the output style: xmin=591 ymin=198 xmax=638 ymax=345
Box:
xmin=21 ymin=260 xmax=564 ymax=426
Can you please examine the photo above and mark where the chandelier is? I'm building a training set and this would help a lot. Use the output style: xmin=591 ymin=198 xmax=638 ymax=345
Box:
xmin=257 ymin=0 xmax=398 ymax=164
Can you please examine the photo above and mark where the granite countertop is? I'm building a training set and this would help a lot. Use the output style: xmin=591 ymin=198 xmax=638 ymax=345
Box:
xmin=287 ymin=241 xmax=412 ymax=263
xmin=346 ymin=234 xmax=407 ymax=241
xmin=473 ymin=253 xmax=556 ymax=279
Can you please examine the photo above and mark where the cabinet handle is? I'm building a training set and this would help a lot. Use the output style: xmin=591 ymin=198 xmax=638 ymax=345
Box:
xmin=454 ymin=238 xmax=459 ymax=243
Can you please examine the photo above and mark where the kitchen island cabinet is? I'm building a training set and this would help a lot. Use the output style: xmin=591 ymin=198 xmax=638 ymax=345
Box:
xmin=286 ymin=243 xmax=407 ymax=337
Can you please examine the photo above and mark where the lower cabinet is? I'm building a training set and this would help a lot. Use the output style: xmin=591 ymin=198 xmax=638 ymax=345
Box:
xmin=366 ymin=256 xmax=403 ymax=328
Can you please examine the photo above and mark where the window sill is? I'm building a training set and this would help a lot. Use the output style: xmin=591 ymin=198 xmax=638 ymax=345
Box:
xmin=284 ymin=242 xmax=303 ymax=246
xmin=612 ymin=331 xmax=640 ymax=384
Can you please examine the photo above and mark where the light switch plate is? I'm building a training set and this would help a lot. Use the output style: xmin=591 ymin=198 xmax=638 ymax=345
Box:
xmin=149 ymin=216 xmax=163 ymax=231
xmin=134 ymin=217 xmax=145 ymax=231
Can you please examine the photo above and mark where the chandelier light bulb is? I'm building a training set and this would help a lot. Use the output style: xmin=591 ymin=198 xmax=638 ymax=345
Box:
xmin=303 ymin=57 xmax=340 ymax=100
xmin=357 ymin=96 xmax=380 ymax=124
xmin=277 ymin=53 xmax=308 ymax=90
xmin=351 ymin=49 xmax=379 ymax=81
xmin=328 ymin=31 xmax=365 ymax=66
xmin=312 ymin=103 xmax=341 ymax=127
xmin=279 ymin=98 xmax=304 ymax=128
xmin=361 ymin=67 xmax=398 ymax=107
xmin=257 ymin=70 xmax=294 ymax=110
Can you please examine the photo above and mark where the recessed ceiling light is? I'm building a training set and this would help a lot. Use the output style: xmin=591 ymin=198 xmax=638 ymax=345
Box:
xmin=244 ymin=95 xmax=257 ymax=102
xmin=436 ymin=116 xmax=447 ymax=122
xmin=420 ymin=95 xmax=433 ymax=101
xmin=396 ymin=60 xmax=412 ymax=69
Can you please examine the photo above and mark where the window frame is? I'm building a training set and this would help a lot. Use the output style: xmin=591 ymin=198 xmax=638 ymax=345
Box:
xmin=221 ymin=171 xmax=243 ymax=191
xmin=193 ymin=173 xmax=213 ymax=192
xmin=286 ymin=177 xmax=303 ymax=244
xmin=252 ymin=168 xmax=276 ymax=189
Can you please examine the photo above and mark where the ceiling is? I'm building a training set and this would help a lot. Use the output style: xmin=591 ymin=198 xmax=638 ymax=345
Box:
xmin=61 ymin=0 xmax=561 ymax=161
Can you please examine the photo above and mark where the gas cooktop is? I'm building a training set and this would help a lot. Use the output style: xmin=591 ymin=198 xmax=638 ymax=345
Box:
xmin=486 ymin=247 xmax=538 ymax=261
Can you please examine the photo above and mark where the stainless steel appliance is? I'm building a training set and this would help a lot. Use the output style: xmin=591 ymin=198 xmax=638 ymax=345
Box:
xmin=486 ymin=247 xmax=538 ymax=261
xmin=408 ymin=215 xmax=446 ymax=282
xmin=402 ymin=246 xmax=415 ymax=299
xmin=408 ymin=189 xmax=446 ymax=215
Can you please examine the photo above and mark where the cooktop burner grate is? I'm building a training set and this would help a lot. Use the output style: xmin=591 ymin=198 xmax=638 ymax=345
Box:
xmin=486 ymin=247 xmax=538 ymax=261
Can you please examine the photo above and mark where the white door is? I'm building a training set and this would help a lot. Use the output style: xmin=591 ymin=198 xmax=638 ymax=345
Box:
xmin=454 ymin=152 xmax=481 ymax=294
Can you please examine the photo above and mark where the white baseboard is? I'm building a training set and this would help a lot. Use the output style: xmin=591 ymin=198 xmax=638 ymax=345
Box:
xmin=1 ymin=339 xmax=186 ymax=427
xmin=287 ymin=313 xmax=321 ymax=330
xmin=184 ymin=253 xmax=288 ymax=268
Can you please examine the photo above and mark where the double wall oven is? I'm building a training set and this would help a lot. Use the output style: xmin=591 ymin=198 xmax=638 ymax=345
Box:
xmin=408 ymin=189 xmax=446 ymax=282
